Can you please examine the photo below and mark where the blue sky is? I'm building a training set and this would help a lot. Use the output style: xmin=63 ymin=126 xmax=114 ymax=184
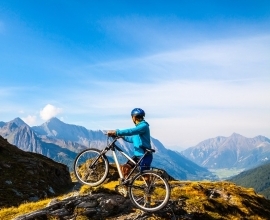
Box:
xmin=1 ymin=1 xmax=270 ymax=150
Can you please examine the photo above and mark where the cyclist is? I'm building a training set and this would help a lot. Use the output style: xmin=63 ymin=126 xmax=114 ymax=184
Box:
xmin=107 ymin=108 xmax=153 ymax=178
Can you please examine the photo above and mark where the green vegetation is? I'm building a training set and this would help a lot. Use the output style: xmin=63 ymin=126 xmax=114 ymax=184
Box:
xmin=0 ymin=198 xmax=51 ymax=220
xmin=170 ymin=181 xmax=268 ymax=219
xmin=229 ymin=162 xmax=270 ymax=199
xmin=0 ymin=182 xmax=119 ymax=220
xmin=1 ymin=180 xmax=270 ymax=220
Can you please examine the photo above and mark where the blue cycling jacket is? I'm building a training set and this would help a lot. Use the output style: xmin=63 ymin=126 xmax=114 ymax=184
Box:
xmin=115 ymin=120 xmax=151 ymax=157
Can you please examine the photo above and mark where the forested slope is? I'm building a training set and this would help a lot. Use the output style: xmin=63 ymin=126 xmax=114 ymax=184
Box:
xmin=229 ymin=161 xmax=270 ymax=199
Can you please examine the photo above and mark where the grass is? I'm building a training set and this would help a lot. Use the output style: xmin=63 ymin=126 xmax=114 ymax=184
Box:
xmin=0 ymin=198 xmax=51 ymax=220
xmin=0 ymin=180 xmax=121 ymax=219
xmin=79 ymin=180 xmax=119 ymax=195
xmin=169 ymin=180 xmax=270 ymax=219
xmin=1 ymin=179 xmax=270 ymax=220
xmin=0 ymin=188 xmax=87 ymax=220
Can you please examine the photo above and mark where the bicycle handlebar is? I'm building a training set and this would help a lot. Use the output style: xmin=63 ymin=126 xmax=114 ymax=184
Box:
xmin=104 ymin=132 xmax=155 ymax=153
xmin=104 ymin=132 xmax=120 ymax=138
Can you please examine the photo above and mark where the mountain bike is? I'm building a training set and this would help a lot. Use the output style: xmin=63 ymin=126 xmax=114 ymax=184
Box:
xmin=73 ymin=135 xmax=171 ymax=212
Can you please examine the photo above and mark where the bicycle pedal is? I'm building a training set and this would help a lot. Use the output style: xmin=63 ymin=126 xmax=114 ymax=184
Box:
xmin=121 ymin=179 xmax=131 ymax=186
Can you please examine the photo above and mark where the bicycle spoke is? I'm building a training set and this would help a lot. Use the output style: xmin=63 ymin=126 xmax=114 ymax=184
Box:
xmin=74 ymin=148 xmax=109 ymax=186
xmin=129 ymin=171 xmax=170 ymax=212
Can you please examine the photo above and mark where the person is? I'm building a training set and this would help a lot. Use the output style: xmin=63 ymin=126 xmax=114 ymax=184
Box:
xmin=107 ymin=108 xmax=153 ymax=179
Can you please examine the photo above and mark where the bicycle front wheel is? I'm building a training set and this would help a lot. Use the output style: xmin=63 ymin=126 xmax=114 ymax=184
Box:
xmin=129 ymin=170 xmax=171 ymax=212
xmin=73 ymin=148 xmax=109 ymax=186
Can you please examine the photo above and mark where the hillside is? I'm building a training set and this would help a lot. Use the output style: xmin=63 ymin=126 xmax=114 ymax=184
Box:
xmin=229 ymin=161 xmax=270 ymax=199
xmin=0 ymin=135 xmax=73 ymax=207
xmin=181 ymin=133 xmax=270 ymax=170
xmin=2 ymin=181 xmax=270 ymax=220
xmin=0 ymin=118 xmax=78 ymax=166
xmin=1 ymin=135 xmax=270 ymax=219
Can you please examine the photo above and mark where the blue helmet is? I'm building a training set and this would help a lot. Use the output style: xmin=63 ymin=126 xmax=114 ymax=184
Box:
xmin=131 ymin=108 xmax=145 ymax=117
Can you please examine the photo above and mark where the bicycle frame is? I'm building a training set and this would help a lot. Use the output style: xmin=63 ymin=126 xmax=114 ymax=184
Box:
xmin=90 ymin=137 xmax=150 ymax=182
xmin=74 ymin=136 xmax=170 ymax=212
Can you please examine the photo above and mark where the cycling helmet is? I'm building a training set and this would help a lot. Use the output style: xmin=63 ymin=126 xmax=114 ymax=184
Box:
xmin=131 ymin=108 xmax=145 ymax=117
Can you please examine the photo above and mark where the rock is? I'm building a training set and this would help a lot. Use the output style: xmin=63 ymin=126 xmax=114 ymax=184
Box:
xmin=28 ymin=196 xmax=39 ymax=202
xmin=9 ymin=181 xmax=270 ymax=220
xmin=46 ymin=198 xmax=60 ymax=207
xmin=50 ymin=207 xmax=71 ymax=217
xmin=15 ymin=210 xmax=48 ymax=220
xmin=5 ymin=180 xmax=12 ymax=185
xmin=0 ymin=135 xmax=73 ymax=207
xmin=77 ymin=200 xmax=98 ymax=208
xmin=14 ymin=193 xmax=133 ymax=220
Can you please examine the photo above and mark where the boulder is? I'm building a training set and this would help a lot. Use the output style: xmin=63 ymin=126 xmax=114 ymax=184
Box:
xmin=0 ymin=136 xmax=73 ymax=207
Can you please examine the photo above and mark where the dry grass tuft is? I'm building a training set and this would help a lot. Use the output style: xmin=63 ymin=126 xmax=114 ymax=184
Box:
xmin=1 ymin=180 xmax=270 ymax=220
xmin=0 ymin=198 xmax=50 ymax=220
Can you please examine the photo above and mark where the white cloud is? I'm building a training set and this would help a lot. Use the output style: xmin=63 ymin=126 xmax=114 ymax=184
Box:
xmin=148 ymin=35 xmax=270 ymax=64
xmin=22 ymin=115 xmax=37 ymax=126
xmin=40 ymin=104 xmax=62 ymax=121
xmin=82 ymin=34 xmax=270 ymax=80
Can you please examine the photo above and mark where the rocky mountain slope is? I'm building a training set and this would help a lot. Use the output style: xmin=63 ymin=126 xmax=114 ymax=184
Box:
xmin=0 ymin=135 xmax=73 ymax=207
xmin=3 ymin=181 xmax=270 ymax=220
xmin=1 ymin=134 xmax=270 ymax=219
xmin=229 ymin=161 xmax=270 ymax=199
xmin=181 ymin=133 xmax=270 ymax=170
xmin=0 ymin=118 xmax=78 ymax=166
xmin=0 ymin=117 xmax=216 ymax=180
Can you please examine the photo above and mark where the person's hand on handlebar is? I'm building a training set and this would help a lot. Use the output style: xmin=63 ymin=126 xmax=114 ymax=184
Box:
xmin=107 ymin=130 xmax=116 ymax=137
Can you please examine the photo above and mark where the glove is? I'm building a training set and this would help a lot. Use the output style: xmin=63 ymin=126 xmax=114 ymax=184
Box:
xmin=107 ymin=130 xmax=116 ymax=137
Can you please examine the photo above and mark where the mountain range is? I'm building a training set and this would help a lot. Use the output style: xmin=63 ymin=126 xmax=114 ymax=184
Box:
xmin=2 ymin=117 xmax=269 ymax=180
xmin=0 ymin=117 xmax=215 ymax=180
xmin=181 ymin=133 xmax=270 ymax=170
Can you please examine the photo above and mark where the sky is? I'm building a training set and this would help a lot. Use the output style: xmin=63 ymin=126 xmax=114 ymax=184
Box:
xmin=0 ymin=1 xmax=270 ymax=150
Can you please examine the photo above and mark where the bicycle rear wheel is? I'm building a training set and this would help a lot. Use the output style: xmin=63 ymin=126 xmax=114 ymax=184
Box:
xmin=128 ymin=170 xmax=171 ymax=212
xmin=73 ymin=148 xmax=109 ymax=186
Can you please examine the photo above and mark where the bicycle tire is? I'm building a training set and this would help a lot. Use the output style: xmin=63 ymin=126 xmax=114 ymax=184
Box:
xmin=128 ymin=170 xmax=171 ymax=212
xmin=73 ymin=148 xmax=109 ymax=186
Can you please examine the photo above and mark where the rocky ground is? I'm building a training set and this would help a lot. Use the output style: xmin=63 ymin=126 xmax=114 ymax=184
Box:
xmin=0 ymin=136 xmax=73 ymax=207
xmin=12 ymin=181 xmax=270 ymax=220
xmin=2 ymin=135 xmax=270 ymax=220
